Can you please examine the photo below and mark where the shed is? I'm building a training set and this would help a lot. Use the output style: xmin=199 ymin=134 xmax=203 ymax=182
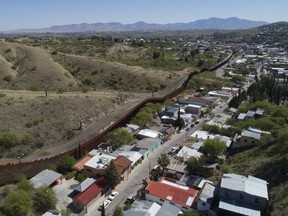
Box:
xmin=30 ymin=169 xmax=62 ymax=189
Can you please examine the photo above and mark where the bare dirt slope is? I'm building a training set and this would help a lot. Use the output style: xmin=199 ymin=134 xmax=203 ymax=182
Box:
xmin=0 ymin=41 xmax=184 ymax=162
xmin=0 ymin=41 xmax=77 ymax=90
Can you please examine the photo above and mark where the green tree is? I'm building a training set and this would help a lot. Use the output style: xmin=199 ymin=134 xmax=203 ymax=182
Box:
xmin=34 ymin=186 xmax=57 ymax=213
xmin=157 ymin=154 xmax=170 ymax=171
xmin=131 ymin=110 xmax=154 ymax=128
xmin=106 ymin=128 xmax=134 ymax=149
xmin=186 ymin=156 xmax=207 ymax=176
xmin=57 ymin=155 xmax=76 ymax=173
xmin=113 ymin=206 xmax=124 ymax=216
xmin=105 ymin=161 xmax=120 ymax=188
xmin=21 ymin=134 xmax=34 ymax=145
xmin=231 ymin=74 xmax=245 ymax=84
xmin=203 ymin=138 xmax=226 ymax=162
xmin=0 ymin=132 xmax=20 ymax=149
xmin=173 ymin=108 xmax=185 ymax=130
xmin=16 ymin=174 xmax=34 ymax=191
xmin=3 ymin=190 xmax=33 ymax=216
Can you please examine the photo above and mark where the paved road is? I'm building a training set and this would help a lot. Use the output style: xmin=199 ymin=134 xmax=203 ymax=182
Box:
xmin=86 ymin=124 xmax=201 ymax=216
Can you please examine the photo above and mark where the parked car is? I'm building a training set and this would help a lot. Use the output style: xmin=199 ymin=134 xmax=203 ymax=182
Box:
xmin=108 ymin=191 xmax=119 ymax=201
xmin=98 ymin=200 xmax=111 ymax=210
xmin=125 ymin=194 xmax=136 ymax=204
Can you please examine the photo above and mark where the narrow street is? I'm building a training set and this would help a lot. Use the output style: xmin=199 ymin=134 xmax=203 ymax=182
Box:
xmin=87 ymin=124 xmax=201 ymax=216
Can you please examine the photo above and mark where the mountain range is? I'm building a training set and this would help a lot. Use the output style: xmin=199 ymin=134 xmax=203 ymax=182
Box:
xmin=9 ymin=17 xmax=269 ymax=33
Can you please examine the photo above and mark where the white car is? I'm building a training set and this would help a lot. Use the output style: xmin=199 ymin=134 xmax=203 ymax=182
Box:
xmin=108 ymin=191 xmax=119 ymax=201
xmin=98 ymin=200 xmax=111 ymax=210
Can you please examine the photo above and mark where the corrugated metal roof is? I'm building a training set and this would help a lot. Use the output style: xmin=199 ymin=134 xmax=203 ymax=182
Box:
xmin=30 ymin=169 xmax=62 ymax=188
xmin=241 ymin=129 xmax=261 ymax=140
xmin=74 ymin=178 xmax=95 ymax=192
xmin=199 ymin=183 xmax=216 ymax=204
xmin=237 ymin=113 xmax=246 ymax=120
xmin=138 ymin=129 xmax=160 ymax=138
xmin=155 ymin=202 xmax=181 ymax=216
xmin=221 ymin=174 xmax=268 ymax=199
xmin=219 ymin=198 xmax=261 ymax=216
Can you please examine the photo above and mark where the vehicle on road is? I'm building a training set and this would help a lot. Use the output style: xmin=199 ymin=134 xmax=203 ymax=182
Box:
xmin=169 ymin=146 xmax=179 ymax=154
xmin=98 ymin=200 xmax=111 ymax=210
xmin=125 ymin=194 xmax=136 ymax=204
xmin=108 ymin=191 xmax=119 ymax=201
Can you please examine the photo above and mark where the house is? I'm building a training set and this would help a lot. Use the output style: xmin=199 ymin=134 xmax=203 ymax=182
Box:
xmin=83 ymin=151 xmax=116 ymax=177
xmin=218 ymin=173 xmax=268 ymax=216
xmin=123 ymin=200 xmax=181 ymax=216
xmin=196 ymin=182 xmax=216 ymax=212
xmin=245 ymin=110 xmax=256 ymax=119
xmin=30 ymin=169 xmax=62 ymax=189
xmin=233 ymin=129 xmax=261 ymax=149
xmin=73 ymin=178 xmax=96 ymax=193
xmin=176 ymin=146 xmax=203 ymax=161
xmin=184 ymin=175 xmax=214 ymax=189
xmin=145 ymin=179 xmax=199 ymax=212
xmin=125 ymin=124 xmax=140 ymax=133
xmin=185 ymin=104 xmax=202 ymax=115
xmin=124 ymin=200 xmax=161 ymax=216
xmin=159 ymin=126 xmax=176 ymax=140
xmin=237 ymin=113 xmax=246 ymax=121
xmin=208 ymin=90 xmax=234 ymax=99
xmin=111 ymin=146 xmax=142 ymax=169
xmin=113 ymin=156 xmax=132 ymax=181
xmin=190 ymin=130 xmax=215 ymax=140
xmin=133 ymin=138 xmax=162 ymax=158
xmin=73 ymin=177 xmax=108 ymax=210
xmin=178 ymin=96 xmax=212 ymax=107
xmin=165 ymin=107 xmax=179 ymax=117
xmin=161 ymin=115 xmax=176 ymax=124
xmin=214 ymin=135 xmax=233 ymax=148
xmin=138 ymin=129 xmax=162 ymax=139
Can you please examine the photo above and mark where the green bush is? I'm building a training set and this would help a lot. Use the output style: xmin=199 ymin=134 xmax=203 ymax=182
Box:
xmin=4 ymin=48 xmax=11 ymax=53
xmin=3 ymin=75 xmax=12 ymax=82
xmin=26 ymin=118 xmax=44 ymax=128
xmin=21 ymin=134 xmax=34 ymax=145
xmin=0 ymin=132 xmax=20 ymax=149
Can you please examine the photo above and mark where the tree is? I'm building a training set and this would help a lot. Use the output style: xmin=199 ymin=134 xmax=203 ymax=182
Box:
xmin=131 ymin=110 xmax=154 ymax=128
xmin=0 ymin=132 xmax=20 ymax=149
xmin=57 ymin=155 xmax=76 ymax=173
xmin=34 ymin=186 xmax=57 ymax=213
xmin=173 ymin=108 xmax=185 ymax=130
xmin=106 ymin=128 xmax=134 ymax=149
xmin=3 ymin=190 xmax=33 ymax=216
xmin=157 ymin=154 xmax=170 ymax=171
xmin=113 ymin=206 xmax=124 ymax=216
xmin=231 ymin=74 xmax=245 ymax=84
xmin=105 ymin=161 xmax=120 ymax=188
xmin=186 ymin=156 xmax=206 ymax=176
xmin=203 ymin=138 xmax=227 ymax=162
xmin=16 ymin=174 xmax=33 ymax=191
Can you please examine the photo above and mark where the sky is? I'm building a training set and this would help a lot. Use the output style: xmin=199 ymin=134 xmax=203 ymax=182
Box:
xmin=1 ymin=0 xmax=288 ymax=31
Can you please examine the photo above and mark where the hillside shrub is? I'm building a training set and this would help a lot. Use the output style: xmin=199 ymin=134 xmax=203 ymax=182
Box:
xmin=0 ymin=132 xmax=20 ymax=149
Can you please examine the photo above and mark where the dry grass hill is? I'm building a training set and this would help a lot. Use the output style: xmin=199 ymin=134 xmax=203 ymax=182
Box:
xmin=0 ymin=41 xmax=183 ymax=160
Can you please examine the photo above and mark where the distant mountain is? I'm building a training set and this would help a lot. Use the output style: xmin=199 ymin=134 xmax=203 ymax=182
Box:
xmin=9 ymin=17 xmax=269 ymax=33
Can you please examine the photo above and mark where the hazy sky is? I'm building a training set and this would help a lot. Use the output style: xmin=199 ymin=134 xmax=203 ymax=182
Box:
xmin=1 ymin=0 xmax=287 ymax=31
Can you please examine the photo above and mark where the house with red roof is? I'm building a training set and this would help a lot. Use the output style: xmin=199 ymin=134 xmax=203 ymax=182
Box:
xmin=113 ymin=156 xmax=132 ymax=181
xmin=145 ymin=179 xmax=199 ymax=212
xmin=73 ymin=177 xmax=108 ymax=210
